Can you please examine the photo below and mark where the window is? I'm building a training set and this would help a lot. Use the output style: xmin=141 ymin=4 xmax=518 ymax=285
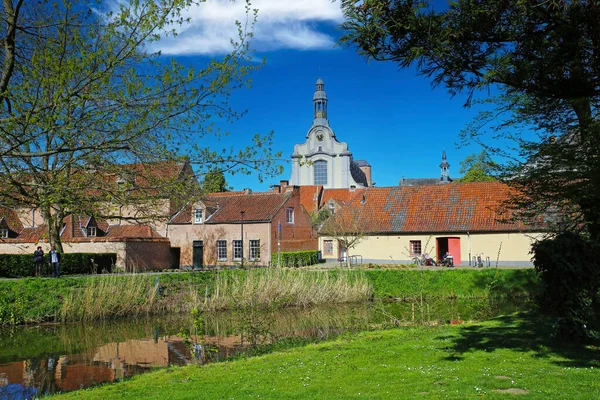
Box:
xmin=314 ymin=160 xmax=327 ymax=185
xmin=87 ymin=227 xmax=97 ymax=237
xmin=217 ymin=240 xmax=227 ymax=261
xmin=410 ymin=240 xmax=422 ymax=255
xmin=0 ymin=229 xmax=8 ymax=239
xmin=233 ymin=240 xmax=242 ymax=260
xmin=249 ymin=239 xmax=260 ymax=260
xmin=286 ymin=207 xmax=294 ymax=224
xmin=194 ymin=209 xmax=203 ymax=224
xmin=324 ymin=240 xmax=333 ymax=255
xmin=328 ymin=202 xmax=335 ymax=214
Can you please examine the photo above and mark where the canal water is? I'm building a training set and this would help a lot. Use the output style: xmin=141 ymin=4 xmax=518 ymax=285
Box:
xmin=0 ymin=298 xmax=530 ymax=399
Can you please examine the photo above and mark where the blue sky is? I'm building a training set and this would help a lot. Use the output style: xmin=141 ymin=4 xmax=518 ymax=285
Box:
xmin=156 ymin=0 xmax=491 ymax=191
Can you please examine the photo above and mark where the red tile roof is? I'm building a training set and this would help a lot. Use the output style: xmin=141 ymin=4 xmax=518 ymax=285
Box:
xmin=0 ymin=207 xmax=23 ymax=232
xmin=328 ymin=182 xmax=544 ymax=234
xmin=13 ymin=226 xmax=44 ymax=242
xmin=60 ymin=215 xmax=110 ymax=240
xmin=208 ymin=191 xmax=246 ymax=197
xmin=295 ymin=186 xmax=364 ymax=215
xmin=206 ymin=192 xmax=292 ymax=223
xmin=321 ymin=188 xmax=364 ymax=206
xmin=298 ymin=185 xmax=323 ymax=214
xmin=170 ymin=191 xmax=294 ymax=224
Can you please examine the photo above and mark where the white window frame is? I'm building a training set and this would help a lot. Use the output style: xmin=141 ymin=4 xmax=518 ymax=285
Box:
xmin=286 ymin=207 xmax=294 ymax=224
xmin=217 ymin=240 xmax=227 ymax=261
xmin=87 ymin=226 xmax=97 ymax=237
xmin=233 ymin=240 xmax=242 ymax=261
xmin=0 ymin=228 xmax=8 ymax=238
xmin=410 ymin=240 xmax=422 ymax=255
xmin=324 ymin=240 xmax=333 ymax=255
xmin=194 ymin=209 xmax=203 ymax=224
xmin=249 ymin=239 xmax=260 ymax=261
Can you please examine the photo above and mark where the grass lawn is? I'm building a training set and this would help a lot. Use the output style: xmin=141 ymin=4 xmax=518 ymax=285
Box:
xmin=53 ymin=312 xmax=600 ymax=399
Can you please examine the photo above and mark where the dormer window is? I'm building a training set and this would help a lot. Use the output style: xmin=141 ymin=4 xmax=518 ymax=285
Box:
xmin=328 ymin=202 xmax=335 ymax=214
xmin=194 ymin=209 xmax=203 ymax=224
xmin=87 ymin=227 xmax=97 ymax=237
xmin=0 ymin=229 xmax=8 ymax=238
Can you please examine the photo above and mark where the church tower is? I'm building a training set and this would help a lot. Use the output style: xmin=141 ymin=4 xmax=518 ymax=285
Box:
xmin=289 ymin=79 xmax=369 ymax=189
xmin=440 ymin=150 xmax=450 ymax=182
xmin=313 ymin=78 xmax=328 ymax=126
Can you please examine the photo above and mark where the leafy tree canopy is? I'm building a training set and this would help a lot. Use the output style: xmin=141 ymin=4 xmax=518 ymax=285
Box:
xmin=201 ymin=169 xmax=230 ymax=193
xmin=340 ymin=0 xmax=600 ymax=237
xmin=456 ymin=151 xmax=497 ymax=182
xmin=0 ymin=0 xmax=281 ymax=248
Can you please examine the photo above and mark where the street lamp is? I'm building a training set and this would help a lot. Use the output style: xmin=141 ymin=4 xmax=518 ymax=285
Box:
xmin=240 ymin=211 xmax=245 ymax=268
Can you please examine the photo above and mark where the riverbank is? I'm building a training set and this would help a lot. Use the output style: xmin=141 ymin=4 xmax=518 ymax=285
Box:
xmin=51 ymin=311 xmax=600 ymax=399
xmin=0 ymin=268 xmax=539 ymax=325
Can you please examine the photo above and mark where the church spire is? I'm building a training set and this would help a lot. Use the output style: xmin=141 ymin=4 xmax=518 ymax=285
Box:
xmin=313 ymin=77 xmax=328 ymax=126
xmin=440 ymin=150 xmax=450 ymax=182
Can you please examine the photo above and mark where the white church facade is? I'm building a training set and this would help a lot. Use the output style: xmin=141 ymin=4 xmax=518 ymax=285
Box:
xmin=289 ymin=78 xmax=371 ymax=189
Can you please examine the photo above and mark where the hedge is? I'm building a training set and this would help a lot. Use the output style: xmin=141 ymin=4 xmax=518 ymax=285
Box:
xmin=271 ymin=250 xmax=320 ymax=267
xmin=0 ymin=253 xmax=117 ymax=278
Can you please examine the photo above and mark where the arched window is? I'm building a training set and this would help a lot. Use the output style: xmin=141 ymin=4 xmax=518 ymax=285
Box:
xmin=314 ymin=160 xmax=328 ymax=185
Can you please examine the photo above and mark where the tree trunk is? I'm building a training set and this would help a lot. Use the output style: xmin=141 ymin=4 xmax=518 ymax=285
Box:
xmin=569 ymin=99 xmax=600 ymax=240
xmin=41 ymin=205 xmax=64 ymax=252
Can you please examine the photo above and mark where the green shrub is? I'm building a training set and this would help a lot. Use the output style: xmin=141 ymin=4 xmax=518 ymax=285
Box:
xmin=271 ymin=251 xmax=319 ymax=267
xmin=533 ymin=231 xmax=600 ymax=340
xmin=0 ymin=253 xmax=116 ymax=277
xmin=363 ymin=269 xmax=539 ymax=299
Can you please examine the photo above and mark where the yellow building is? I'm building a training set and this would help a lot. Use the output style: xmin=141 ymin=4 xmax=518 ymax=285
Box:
xmin=320 ymin=181 xmax=547 ymax=266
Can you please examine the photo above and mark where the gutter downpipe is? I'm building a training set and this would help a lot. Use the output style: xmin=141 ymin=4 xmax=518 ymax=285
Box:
xmin=268 ymin=220 xmax=272 ymax=267
xmin=467 ymin=231 xmax=471 ymax=266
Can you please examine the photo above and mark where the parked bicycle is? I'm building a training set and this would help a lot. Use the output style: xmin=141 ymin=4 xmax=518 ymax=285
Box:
xmin=411 ymin=254 xmax=437 ymax=266
xmin=476 ymin=254 xmax=484 ymax=268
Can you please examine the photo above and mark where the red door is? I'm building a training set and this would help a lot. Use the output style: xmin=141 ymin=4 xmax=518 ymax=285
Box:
xmin=448 ymin=237 xmax=461 ymax=266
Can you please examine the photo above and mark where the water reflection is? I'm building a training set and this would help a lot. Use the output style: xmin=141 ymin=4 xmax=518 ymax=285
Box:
xmin=0 ymin=298 xmax=529 ymax=398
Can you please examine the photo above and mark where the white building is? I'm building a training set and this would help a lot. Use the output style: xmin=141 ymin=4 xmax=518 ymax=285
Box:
xmin=289 ymin=78 xmax=371 ymax=189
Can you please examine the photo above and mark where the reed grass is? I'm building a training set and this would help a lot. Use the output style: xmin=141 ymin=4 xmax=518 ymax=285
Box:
xmin=194 ymin=268 xmax=372 ymax=312
xmin=57 ymin=275 xmax=160 ymax=322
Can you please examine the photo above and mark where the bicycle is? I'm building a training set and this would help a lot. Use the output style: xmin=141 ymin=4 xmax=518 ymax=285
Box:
xmin=411 ymin=254 xmax=436 ymax=266
xmin=411 ymin=255 xmax=424 ymax=266
xmin=475 ymin=254 xmax=485 ymax=268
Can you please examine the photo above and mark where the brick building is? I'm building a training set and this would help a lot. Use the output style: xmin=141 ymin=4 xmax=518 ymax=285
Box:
xmin=168 ymin=184 xmax=317 ymax=268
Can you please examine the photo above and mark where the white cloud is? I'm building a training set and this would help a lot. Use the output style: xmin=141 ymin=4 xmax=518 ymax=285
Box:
xmin=150 ymin=0 xmax=343 ymax=55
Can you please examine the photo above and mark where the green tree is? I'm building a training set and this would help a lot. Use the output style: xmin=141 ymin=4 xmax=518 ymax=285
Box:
xmin=0 ymin=0 xmax=281 ymax=250
xmin=340 ymin=0 xmax=600 ymax=338
xmin=311 ymin=208 xmax=332 ymax=230
xmin=201 ymin=169 xmax=229 ymax=193
xmin=340 ymin=0 xmax=600 ymax=236
xmin=456 ymin=152 xmax=497 ymax=183
xmin=320 ymin=206 xmax=367 ymax=268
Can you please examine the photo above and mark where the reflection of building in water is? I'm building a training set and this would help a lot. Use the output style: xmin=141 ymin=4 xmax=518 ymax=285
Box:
xmin=0 ymin=334 xmax=249 ymax=396
xmin=54 ymin=354 xmax=115 ymax=392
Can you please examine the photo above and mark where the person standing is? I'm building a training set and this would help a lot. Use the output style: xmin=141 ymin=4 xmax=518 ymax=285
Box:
xmin=49 ymin=245 xmax=61 ymax=278
xmin=33 ymin=246 xmax=44 ymax=277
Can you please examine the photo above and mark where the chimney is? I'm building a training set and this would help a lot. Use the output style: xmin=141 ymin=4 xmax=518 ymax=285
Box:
xmin=272 ymin=184 xmax=281 ymax=193
xmin=280 ymin=180 xmax=289 ymax=189
xmin=244 ymin=188 xmax=252 ymax=195
xmin=356 ymin=161 xmax=372 ymax=186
